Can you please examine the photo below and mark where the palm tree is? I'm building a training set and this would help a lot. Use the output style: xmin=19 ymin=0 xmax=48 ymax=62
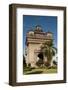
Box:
xmin=41 ymin=40 xmax=57 ymax=67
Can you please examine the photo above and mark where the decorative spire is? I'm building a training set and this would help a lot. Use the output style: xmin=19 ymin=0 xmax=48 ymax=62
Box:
xmin=34 ymin=25 xmax=43 ymax=33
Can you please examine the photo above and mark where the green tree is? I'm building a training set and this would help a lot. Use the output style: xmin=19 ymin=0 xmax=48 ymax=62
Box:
xmin=23 ymin=55 xmax=26 ymax=67
xmin=41 ymin=40 xmax=57 ymax=67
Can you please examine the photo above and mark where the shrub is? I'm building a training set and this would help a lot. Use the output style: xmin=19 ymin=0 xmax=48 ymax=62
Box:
xmin=36 ymin=59 xmax=43 ymax=67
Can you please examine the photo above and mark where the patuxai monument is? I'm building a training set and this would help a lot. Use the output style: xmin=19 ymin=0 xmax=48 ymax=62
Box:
xmin=25 ymin=25 xmax=56 ymax=68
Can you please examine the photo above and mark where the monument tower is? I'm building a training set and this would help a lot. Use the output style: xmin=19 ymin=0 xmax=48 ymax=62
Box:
xmin=25 ymin=25 xmax=53 ymax=67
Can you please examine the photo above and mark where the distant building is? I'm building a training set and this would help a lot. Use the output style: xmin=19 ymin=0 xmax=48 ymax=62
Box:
xmin=25 ymin=25 xmax=53 ymax=67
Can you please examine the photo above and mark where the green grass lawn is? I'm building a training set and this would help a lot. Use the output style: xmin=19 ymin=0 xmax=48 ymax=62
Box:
xmin=23 ymin=67 xmax=57 ymax=75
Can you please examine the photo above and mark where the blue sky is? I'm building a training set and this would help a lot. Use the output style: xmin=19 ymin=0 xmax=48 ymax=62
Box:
xmin=23 ymin=15 xmax=57 ymax=52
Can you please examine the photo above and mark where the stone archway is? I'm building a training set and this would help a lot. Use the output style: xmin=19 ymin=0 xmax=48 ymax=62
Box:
xmin=35 ymin=52 xmax=44 ymax=67
xmin=38 ymin=52 xmax=43 ymax=60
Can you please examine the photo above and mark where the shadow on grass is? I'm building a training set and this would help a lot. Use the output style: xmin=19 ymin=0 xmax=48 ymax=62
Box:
xmin=26 ymin=71 xmax=43 ymax=74
xmin=23 ymin=67 xmax=36 ymax=72
xmin=24 ymin=68 xmax=32 ymax=71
